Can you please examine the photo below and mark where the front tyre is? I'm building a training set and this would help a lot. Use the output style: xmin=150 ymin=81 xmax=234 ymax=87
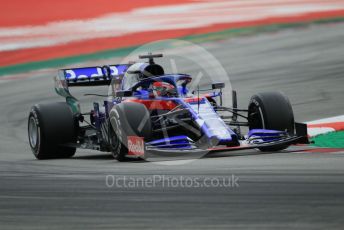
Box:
xmin=109 ymin=102 xmax=151 ymax=161
xmin=28 ymin=102 xmax=77 ymax=159
xmin=248 ymin=92 xmax=294 ymax=152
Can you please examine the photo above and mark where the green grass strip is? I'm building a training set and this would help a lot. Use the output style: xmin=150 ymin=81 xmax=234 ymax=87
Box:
xmin=311 ymin=131 xmax=344 ymax=148
xmin=1 ymin=17 xmax=344 ymax=76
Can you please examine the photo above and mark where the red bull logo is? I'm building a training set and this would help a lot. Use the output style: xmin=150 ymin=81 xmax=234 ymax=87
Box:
xmin=128 ymin=136 xmax=144 ymax=156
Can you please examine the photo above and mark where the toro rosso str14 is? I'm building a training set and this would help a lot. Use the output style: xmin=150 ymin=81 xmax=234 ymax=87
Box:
xmin=28 ymin=53 xmax=309 ymax=161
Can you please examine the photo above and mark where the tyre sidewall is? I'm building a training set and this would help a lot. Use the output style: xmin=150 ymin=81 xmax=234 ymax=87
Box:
xmin=109 ymin=102 xmax=151 ymax=160
xmin=248 ymin=92 xmax=295 ymax=151
xmin=249 ymin=92 xmax=294 ymax=134
xmin=28 ymin=109 xmax=43 ymax=157
xmin=28 ymin=102 xmax=77 ymax=159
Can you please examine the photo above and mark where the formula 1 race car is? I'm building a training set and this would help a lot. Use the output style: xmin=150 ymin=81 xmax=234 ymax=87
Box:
xmin=28 ymin=53 xmax=309 ymax=161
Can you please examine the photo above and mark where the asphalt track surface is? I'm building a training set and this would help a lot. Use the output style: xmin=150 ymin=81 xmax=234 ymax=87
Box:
xmin=1 ymin=23 xmax=344 ymax=229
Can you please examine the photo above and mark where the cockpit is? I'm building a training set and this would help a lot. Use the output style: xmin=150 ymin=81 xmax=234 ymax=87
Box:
xmin=122 ymin=62 xmax=165 ymax=90
xmin=128 ymin=75 xmax=192 ymax=99
xmin=116 ymin=53 xmax=193 ymax=99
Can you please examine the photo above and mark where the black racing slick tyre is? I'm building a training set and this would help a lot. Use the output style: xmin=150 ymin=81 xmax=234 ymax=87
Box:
xmin=109 ymin=102 xmax=151 ymax=161
xmin=248 ymin=92 xmax=294 ymax=152
xmin=28 ymin=102 xmax=77 ymax=159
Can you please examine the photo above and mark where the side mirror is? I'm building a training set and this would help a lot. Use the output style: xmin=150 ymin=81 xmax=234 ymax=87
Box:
xmin=115 ymin=90 xmax=133 ymax=97
xmin=212 ymin=82 xmax=225 ymax=89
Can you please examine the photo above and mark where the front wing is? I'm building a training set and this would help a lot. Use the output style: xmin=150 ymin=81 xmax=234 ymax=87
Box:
xmin=133 ymin=135 xmax=308 ymax=159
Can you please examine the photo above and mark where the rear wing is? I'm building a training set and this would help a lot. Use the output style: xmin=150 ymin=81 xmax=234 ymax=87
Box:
xmin=54 ymin=64 xmax=130 ymax=114
xmin=57 ymin=64 xmax=130 ymax=87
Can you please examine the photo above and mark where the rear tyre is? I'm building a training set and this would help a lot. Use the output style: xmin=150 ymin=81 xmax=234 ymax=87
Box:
xmin=248 ymin=92 xmax=294 ymax=151
xmin=109 ymin=102 xmax=151 ymax=161
xmin=28 ymin=102 xmax=77 ymax=159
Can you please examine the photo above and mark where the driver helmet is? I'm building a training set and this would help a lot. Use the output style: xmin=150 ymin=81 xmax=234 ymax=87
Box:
xmin=152 ymin=82 xmax=175 ymax=97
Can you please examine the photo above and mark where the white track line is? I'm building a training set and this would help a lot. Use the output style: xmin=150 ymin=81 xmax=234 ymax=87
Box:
xmin=307 ymin=115 xmax=344 ymax=137
xmin=307 ymin=115 xmax=344 ymax=125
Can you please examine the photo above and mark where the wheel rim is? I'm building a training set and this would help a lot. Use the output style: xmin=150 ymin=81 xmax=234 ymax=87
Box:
xmin=111 ymin=135 xmax=120 ymax=151
xmin=28 ymin=117 xmax=38 ymax=148
xmin=109 ymin=124 xmax=120 ymax=157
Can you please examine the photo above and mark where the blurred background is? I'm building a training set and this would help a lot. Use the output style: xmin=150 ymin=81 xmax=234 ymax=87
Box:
xmin=1 ymin=0 xmax=344 ymax=74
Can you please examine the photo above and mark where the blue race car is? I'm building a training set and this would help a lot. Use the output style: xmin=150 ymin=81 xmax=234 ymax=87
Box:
xmin=28 ymin=53 xmax=309 ymax=161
